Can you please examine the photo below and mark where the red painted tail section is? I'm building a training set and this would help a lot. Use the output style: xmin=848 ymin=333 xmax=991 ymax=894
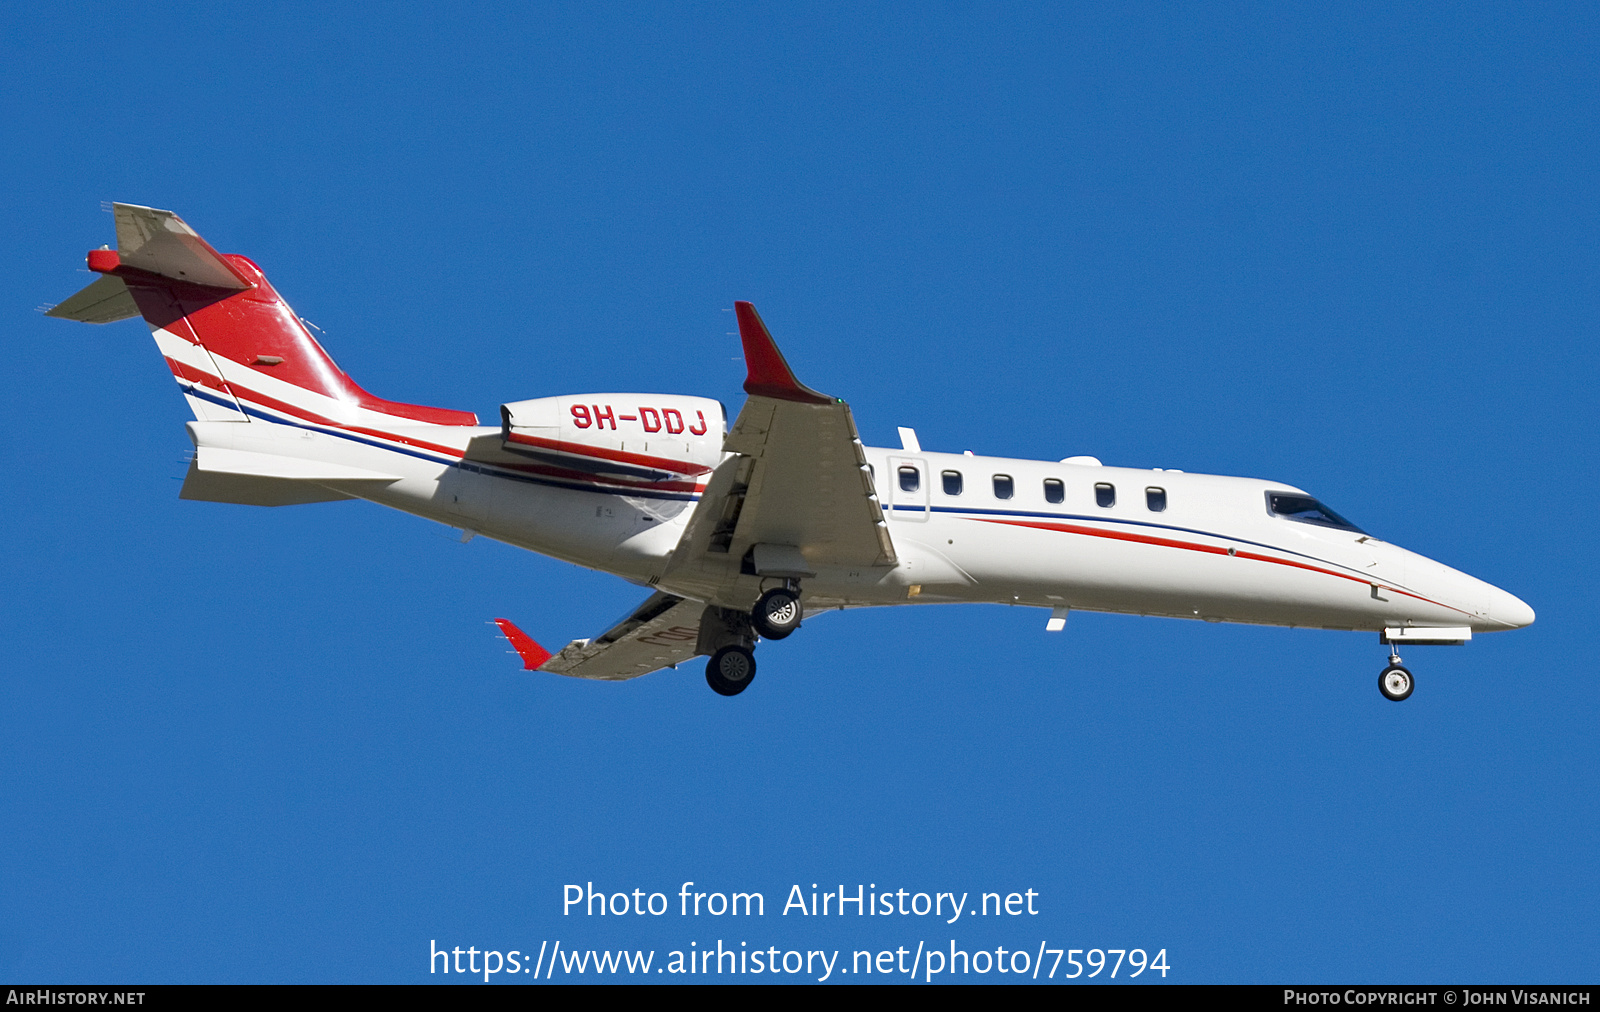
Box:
xmin=65 ymin=202 xmax=478 ymax=427
xmin=101 ymin=252 xmax=477 ymax=425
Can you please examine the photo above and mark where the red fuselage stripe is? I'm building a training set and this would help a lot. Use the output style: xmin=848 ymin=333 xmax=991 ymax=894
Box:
xmin=969 ymin=516 xmax=1471 ymax=618
xmin=166 ymin=357 xmax=708 ymax=493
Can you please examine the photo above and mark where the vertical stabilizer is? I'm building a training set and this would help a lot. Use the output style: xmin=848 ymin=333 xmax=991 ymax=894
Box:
xmin=49 ymin=204 xmax=478 ymax=428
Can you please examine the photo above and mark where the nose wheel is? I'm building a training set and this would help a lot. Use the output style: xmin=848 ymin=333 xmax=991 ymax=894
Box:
xmin=1379 ymin=650 xmax=1414 ymax=702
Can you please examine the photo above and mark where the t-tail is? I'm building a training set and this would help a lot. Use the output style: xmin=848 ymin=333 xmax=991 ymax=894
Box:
xmin=47 ymin=203 xmax=476 ymax=430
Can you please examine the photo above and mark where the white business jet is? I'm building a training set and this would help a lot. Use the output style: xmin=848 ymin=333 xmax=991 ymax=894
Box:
xmin=48 ymin=204 xmax=1533 ymax=700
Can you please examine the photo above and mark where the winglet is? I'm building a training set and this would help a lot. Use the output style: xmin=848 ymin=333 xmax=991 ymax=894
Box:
xmin=734 ymin=301 xmax=834 ymax=405
xmin=494 ymin=618 xmax=553 ymax=670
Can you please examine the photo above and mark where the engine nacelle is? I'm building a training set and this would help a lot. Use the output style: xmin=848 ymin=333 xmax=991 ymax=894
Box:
xmin=500 ymin=394 xmax=726 ymax=484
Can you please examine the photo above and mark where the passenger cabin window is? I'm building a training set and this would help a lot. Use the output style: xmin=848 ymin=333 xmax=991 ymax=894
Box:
xmin=993 ymin=474 xmax=1014 ymax=500
xmin=1146 ymin=487 xmax=1167 ymax=512
xmin=1095 ymin=483 xmax=1116 ymax=508
xmin=1043 ymin=478 xmax=1064 ymax=504
xmin=942 ymin=470 xmax=963 ymax=496
xmin=1267 ymin=493 xmax=1365 ymax=533
xmin=898 ymin=466 xmax=921 ymax=493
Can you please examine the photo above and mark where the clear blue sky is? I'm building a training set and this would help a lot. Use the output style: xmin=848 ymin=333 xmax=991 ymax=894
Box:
xmin=3 ymin=3 xmax=1595 ymax=984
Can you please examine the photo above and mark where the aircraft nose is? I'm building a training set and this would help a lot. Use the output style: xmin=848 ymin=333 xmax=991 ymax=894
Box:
xmin=1489 ymin=586 xmax=1536 ymax=629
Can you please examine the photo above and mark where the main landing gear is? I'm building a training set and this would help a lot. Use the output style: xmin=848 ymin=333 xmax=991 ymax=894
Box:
xmin=751 ymin=586 xmax=802 ymax=640
xmin=1379 ymin=648 xmax=1414 ymax=702
xmin=706 ymin=645 xmax=757 ymax=696
xmin=701 ymin=584 xmax=805 ymax=696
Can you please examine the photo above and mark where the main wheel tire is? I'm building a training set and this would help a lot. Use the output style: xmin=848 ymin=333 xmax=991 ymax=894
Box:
xmin=706 ymin=646 xmax=757 ymax=696
xmin=751 ymin=588 xmax=802 ymax=641
xmin=1379 ymin=664 xmax=1414 ymax=702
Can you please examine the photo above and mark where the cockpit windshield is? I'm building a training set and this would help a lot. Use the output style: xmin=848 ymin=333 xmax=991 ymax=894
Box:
xmin=1267 ymin=493 xmax=1366 ymax=534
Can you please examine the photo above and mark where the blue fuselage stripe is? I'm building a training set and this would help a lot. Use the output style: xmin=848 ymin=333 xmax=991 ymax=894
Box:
xmin=177 ymin=384 xmax=1384 ymax=571
xmin=177 ymin=383 xmax=701 ymax=502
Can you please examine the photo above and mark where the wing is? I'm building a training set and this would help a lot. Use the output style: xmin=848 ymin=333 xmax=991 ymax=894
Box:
xmin=532 ymin=592 xmax=707 ymax=681
xmin=662 ymin=302 xmax=895 ymax=597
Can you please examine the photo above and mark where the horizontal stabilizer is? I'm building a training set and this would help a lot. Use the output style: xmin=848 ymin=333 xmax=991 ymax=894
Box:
xmin=179 ymin=461 xmax=355 ymax=506
xmin=111 ymin=203 xmax=253 ymax=289
xmin=194 ymin=447 xmax=402 ymax=482
xmin=44 ymin=274 xmax=139 ymax=323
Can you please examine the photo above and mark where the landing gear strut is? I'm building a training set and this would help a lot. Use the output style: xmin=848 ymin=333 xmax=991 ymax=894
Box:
xmin=1379 ymin=648 xmax=1414 ymax=702
xmin=751 ymin=586 xmax=802 ymax=640
xmin=706 ymin=645 xmax=757 ymax=696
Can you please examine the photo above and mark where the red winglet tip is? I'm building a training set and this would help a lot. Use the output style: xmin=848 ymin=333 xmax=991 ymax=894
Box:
xmin=734 ymin=301 xmax=833 ymax=405
xmin=494 ymin=618 xmax=553 ymax=670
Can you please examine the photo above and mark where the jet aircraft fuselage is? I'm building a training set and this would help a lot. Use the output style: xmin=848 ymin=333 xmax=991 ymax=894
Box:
xmin=48 ymin=204 xmax=1533 ymax=699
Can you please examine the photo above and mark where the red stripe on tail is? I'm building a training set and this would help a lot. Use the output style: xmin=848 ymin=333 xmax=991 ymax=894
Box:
xmin=109 ymin=253 xmax=476 ymax=426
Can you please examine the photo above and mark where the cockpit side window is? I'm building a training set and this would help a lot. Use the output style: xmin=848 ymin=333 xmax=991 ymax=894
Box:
xmin=1267 ymin=492 xmax=1365 ymax=534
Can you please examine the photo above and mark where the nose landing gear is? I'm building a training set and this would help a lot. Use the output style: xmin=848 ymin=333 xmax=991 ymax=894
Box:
xmin=1379 ymin=648 xmax=1414 ymax=702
